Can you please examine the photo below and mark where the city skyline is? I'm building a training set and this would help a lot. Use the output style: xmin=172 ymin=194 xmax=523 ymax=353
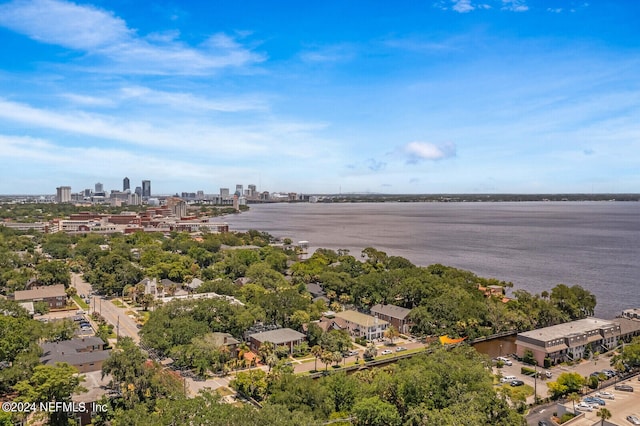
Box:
xmin=0 ymin=0 xmax=639 ymax=194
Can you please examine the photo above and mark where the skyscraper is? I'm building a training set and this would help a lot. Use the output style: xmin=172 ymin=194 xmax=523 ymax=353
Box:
xmin=142 ymin=180 xmax=151 ymax=197
xmin=123 ymin=177 xmax=130 ymax=191
xmin=235 ymin=184 xmax=243 ymax=196
xmin=95 ymin=182 xmax=104 ymax=194
xmin=56 ymin=186 xmax=71 ymax=203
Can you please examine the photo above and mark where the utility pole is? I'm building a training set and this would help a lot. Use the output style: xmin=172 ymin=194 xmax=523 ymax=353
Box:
xmin=116 ymin=316 xmax=120 ymax=342
xmin=534 ymin=362 xmax=538 ymax=404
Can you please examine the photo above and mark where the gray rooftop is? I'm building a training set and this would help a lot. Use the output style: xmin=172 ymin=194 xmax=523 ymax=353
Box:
xmin=40 ymin=337 xmax=109 ymax=366
xmin=370 ymin=303 xmax=411 ymax=320
xmin=249 ymin=328 xmax=306 ymax=344
xmin=518 ymin=318 xmax=617 ymax=342
xmin=14 ymin=284 xmax=66 ymax=301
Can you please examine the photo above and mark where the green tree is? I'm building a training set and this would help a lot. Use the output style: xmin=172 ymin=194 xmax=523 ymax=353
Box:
xmin=567 ymin=392 xmax=581 ymax=413
xmin=352 ymin=396 xmax=401 ymax=426
xmin=384 ymin=325 xmax=400 ymax=344
xmin=596 ymin=407 xmax=611 ymax=426
xmin=14 ymin=363 xmax=85 ymax=426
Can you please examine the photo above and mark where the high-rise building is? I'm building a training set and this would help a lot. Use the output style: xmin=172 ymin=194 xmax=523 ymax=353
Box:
xmin=235 ymin=184 xmax=243 ymax=196
xmin=56 ymin=186 xmax=71 ymax=203
xmin=135 ymin=186 xmax=142 ymax=196
xmin=220 ymin=188 xmax=229 ymax=197
xmin=95 ymin=182 xmax=104 ymax=194
xmin=142 ymin=180 xmax=151 ymax=197
xmin=248 ymin=184 xmax=257 ymax=198
xmin=123 ymin=177 xmax=130 ymax=191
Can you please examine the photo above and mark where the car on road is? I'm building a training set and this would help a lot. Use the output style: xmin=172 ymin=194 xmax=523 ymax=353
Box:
xmin=381 ymin=350 xmax=393 ymax=355
xmin=538 ymin=421 xmax=549 ymax=426
xmin=497 ymin=356 xmax=512 ymax=366
xmin=615 ymin=384 xmax=634 ymax=392
xmin=627 ymin=415 xmax=640 ymax=425
xmin=510 ymin=380 xmax=524 ymax=387
xmin=583 ymin=396 xmax=605 ymax=406
xmin=575 ymin=402 xmax=594 ymax=412
xmin=346 ymin=350 xmax=359 ymax=356
xmin=595 ymin=391 xmax=615 ymax=400
xmin=395 ymin=347 xmax=407 ymax=352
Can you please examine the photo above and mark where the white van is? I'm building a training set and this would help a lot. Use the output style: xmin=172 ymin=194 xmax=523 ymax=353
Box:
xmin=500 ymin=375 xmax=516 ymax=383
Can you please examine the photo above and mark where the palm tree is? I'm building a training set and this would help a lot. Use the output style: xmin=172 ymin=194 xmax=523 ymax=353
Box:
xmin=567 ymin=392 xmax=581 ymax=414
xmin=311 ymin=345 xmax=323 ymax=372
xmin=596 ymin=407 xmax=611 ymax=426
xmin=320 ymin=351 xmax=333 ymax=371
xmin=258 ymin=341 xmax=276 ymax=365
xmin=384 ymin=325 xmax=400 ymax=344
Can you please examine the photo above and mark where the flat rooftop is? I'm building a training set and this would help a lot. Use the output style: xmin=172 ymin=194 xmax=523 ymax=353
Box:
xmin=518 ymin=317 xmax=616 ymax=342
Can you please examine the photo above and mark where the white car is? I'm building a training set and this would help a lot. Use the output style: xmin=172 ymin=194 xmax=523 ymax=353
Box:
xmin=595 ymin=391 xmax=615 ymax=400
xmin=497 ymin=357 xmax=512 ymax=366
xmin=381 ymin=350 xmax=393 ymax=355
xmin=627 ymin=415 xmax=640 ymax=425
xmin=575 ymin=402 xmax=594 ymax=412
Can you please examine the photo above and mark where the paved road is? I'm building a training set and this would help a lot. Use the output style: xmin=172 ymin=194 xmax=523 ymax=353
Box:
xmin=71 ymin=273 xmax=140 ymax=343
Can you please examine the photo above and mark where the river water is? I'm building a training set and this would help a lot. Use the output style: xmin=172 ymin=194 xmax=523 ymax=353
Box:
xmin=224 ymin=201 xmax=640 ymax=319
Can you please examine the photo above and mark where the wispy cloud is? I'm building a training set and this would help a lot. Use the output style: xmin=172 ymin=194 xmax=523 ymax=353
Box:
xmin=403 ymin=142 xmax=457 ymax=163
xmin=299 ymin=44 xmax=355 ymax=63
xmin=501 ymin=0 xmax=529 ymax=12
xmin=367 ymin=159 xmax=387 ymax=172
xmin=0 ymin=98 xmax=328 ymax=158
xmin=547 ymin=8 xmax=563 ymax=13
xmin=453 ymin=0 xmax=475 ymax=13
xmin=0 ymin=0 xmax=264 ymax=75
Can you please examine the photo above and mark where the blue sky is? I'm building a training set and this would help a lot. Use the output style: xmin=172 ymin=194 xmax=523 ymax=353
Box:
xmin=0 ymin=0 xmax=638 ymax=195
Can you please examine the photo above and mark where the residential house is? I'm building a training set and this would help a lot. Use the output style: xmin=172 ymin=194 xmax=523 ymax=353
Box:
xmin=13 ymin=284 xmax=67 ymax=309
xmin=247 ymin=328 xmax=306 ymax=354
xmin=334 ymin=310 xmax=389 ymax=340
xmin=370 ymin=304 xmax=412 ymax=334
xmin=40 ymin=337 xmax=110 ymax=373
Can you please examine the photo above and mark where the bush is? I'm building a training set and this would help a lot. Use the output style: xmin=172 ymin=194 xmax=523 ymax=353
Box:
xmin=559 ymin=413 xmax=576 ymax=424
xmin=544 ymin=358 xmax=552 ymax=368
xmin=355 ymin=337 xmax=367 ymax=346
xmin=521 ymin=366 xmax=538 ymax=376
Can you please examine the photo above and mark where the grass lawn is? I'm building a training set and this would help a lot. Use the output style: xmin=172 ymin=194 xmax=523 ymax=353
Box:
xmin=72 ymin=295 xmax=89 ymax=310
xmin=216 ymin=387 xmax=234 ymax=397
xmin=499 ymin=383 xmax=534 ymax=402
xmin=111 ymin=299 xmax=125 ymax=308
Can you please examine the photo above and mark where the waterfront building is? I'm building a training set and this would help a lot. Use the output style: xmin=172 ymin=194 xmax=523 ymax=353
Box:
xmin=621 ymin=308 xmax=640 ymax=320
xmin=516 ymin=318 xmax=621 ymax=365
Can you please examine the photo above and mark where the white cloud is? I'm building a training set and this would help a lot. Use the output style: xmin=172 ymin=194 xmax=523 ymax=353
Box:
xmin=0 ymin=0 xmax=264 ymax=75
xmin=547 ymin=8 xmax=563 ymax=13
xmin=299 ymin=44 xmax=355 ymax=63
xmin=452 ymin=0 xmax=475 ymax=13
xmin=502 ymin=0 xmax=529 ymax=12
xmin=403 ymin=141 xmax=456 ymax=163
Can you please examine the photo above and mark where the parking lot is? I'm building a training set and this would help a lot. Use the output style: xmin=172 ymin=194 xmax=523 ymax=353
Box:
xmin=561 ymin=376 xmax=640 ymax=425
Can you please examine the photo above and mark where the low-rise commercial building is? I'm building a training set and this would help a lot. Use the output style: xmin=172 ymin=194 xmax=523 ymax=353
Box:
xmin=516 ymin=317 xmax=625 ymax=366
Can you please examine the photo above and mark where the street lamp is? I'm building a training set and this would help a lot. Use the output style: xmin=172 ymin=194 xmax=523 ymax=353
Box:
xmin=499 ymin=344 xmax=503 ymax=358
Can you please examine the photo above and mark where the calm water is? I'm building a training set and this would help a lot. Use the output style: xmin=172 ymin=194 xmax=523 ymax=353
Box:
xmin=224 ymin=202 xmax=640 ymax=319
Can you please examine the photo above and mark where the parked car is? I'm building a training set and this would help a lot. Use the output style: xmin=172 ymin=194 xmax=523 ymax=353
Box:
xmin=602 ymin=369 xmax=616 ymax=378
xmin=615 ymin=384 xmax=634 ymax=392
xmin=347 ymin=350 xmax=359 ymax=357
xmin=575 ymin=402 xmax=594 ymax=412
xmin=583 ymin=396 xmax=605 ymax=406
xmin=395 ymin=347 xmax=407 ymax=352
xmin=538 ymin=421 xmax=549 ymax=426
xmin=627 ymin=415 xmax=640 ymax=425
xmin=544 ymin=370 xmax=552 ymax=378
xmin=510 ymin=380 xmax=524 ymax=387
xmin=501 ymin=375 xmax=517 ymax=383
xmin=381 ymin=350 xmax=393 ymax=355
xmin=595 ymin=391 xmax=615 ymax=400
xmin=497 ymin=357 xmax=512 ymax=366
